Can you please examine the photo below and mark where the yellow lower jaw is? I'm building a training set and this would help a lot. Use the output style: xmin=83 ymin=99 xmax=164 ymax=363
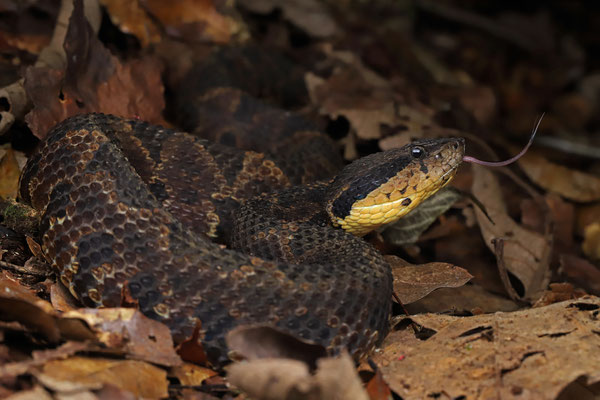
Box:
xmin=337 ymin=169 xmax=458 ymax=236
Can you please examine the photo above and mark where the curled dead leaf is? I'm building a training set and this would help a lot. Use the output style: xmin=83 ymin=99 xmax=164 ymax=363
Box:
xmin=471 ymin=165 xmax=552 ymax=300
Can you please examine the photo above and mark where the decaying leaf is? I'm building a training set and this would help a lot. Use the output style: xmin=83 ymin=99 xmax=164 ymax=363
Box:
xmin=37 ymin=356 xmax=168 ymax=399
xmin=387 ymin=256 xmax=473 ymax=304
xmin=374 ymin=297 xmax=600 ymax=400
xmin=471 ymin=165 xmax=552 ymax=300
xmin=238 ymin=0 xmax=338 ymax=38
xmin=518 ymin=151 xmax=600 ymax=202
xmin=383 ymin=187 xmax=462 ymax=245
xmin=227 ymin=351 xmax=368 ymax=400
xmin=24 ymin=0 xmax=165 ymax=139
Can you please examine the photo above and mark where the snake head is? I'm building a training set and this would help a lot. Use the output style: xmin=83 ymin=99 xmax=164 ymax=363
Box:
xmin=326 ymin=138 xmax=465 ymax=236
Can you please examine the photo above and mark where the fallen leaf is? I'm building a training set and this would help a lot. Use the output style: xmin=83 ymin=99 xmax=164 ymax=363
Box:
xmin=374 ymin=297 xmax=600 ymax=399
xmin=61 ymin=308 xmax=182 ymax=367
xmin=238 ymin=0 xmax=338 ymax=38
xmin=24 ymin=0 xmax=165 ymax=139
xmin=0 ymin=148 xmax=21 ymax=199
xmin=227 ymin=351 xmax=368 ymax=400
xmin=518 ymin=151 xmax=600 ymax=202
xmin=37 ymin=356 xmax=168 ymax=399
xmin=471 ymin=165 xmax=552 ymax=300
xmin=386 ymin=256 xmax=473 ymax=304
xmin=383 ymin=187 xmax=462 ymax=246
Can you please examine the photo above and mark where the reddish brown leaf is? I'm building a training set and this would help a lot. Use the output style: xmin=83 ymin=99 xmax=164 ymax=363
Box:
xmin=366 ymin=369 xmax=392 ymax=400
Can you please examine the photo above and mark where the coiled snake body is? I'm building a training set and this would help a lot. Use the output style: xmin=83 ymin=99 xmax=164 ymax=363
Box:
xmin=19 ymin=109 xmax=463 ymax=366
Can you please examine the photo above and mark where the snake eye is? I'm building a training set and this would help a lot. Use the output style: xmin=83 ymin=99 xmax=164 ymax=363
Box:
xmin=411 ymin=146 xmax=425 ymax=159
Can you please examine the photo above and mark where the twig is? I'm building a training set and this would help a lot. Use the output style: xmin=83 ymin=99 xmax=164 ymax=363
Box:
xmin=0 ymin=259 xmax=48 ymax=278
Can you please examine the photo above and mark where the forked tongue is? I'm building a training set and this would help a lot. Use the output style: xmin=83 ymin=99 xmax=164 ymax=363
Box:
xmin=462 ymin=114 xmax=544 ymax=167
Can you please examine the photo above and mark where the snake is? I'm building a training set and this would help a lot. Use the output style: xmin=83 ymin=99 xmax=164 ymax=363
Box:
xmin=17 ymin=62 xmax=465 ymax=367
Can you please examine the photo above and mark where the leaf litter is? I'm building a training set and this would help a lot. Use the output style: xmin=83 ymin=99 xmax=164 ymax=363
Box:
xmin=0 ymin=1 xmax=600 ymax=399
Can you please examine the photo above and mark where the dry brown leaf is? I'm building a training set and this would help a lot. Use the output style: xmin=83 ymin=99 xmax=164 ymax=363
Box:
xmin=374 ymin=297 xmax=600 ymax=399
xmin=238 ymin=0 xmax=338 ymax=38
xmin=471 ymin=165 xmax=552 ymax=300
xmin=387 ymin=256 xmax=473 ymax=304
xmin=62 ymin=308 xmax=181 ymax=367
xmin=37 ymin=356 xmax=168 ymax=398
xmin=518 ymin=151 xmax=600 ymax=202
xmin=227 ymin=351 xmax=368 ymax=400
xmin=24 ymin=0 xmax=165 ymax=139
xmin=0 ymin=148 xmax=21 ymax=199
